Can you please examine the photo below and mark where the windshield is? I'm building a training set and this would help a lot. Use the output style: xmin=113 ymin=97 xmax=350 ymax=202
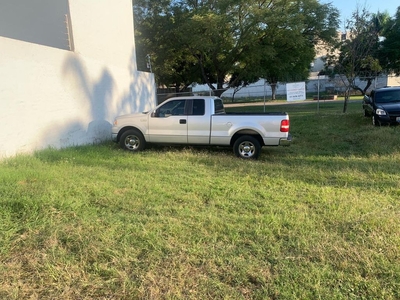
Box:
xmin=375 ymin=90 xmax=400 ymax=103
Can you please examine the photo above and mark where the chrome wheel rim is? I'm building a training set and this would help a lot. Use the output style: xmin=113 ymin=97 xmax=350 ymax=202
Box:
xmin=238 ymin=141 xmax=255 ymax=158
xmin=124 ymin=135 xmax=140 ymax=150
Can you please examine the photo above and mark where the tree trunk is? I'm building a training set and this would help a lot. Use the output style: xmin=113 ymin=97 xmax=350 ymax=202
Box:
xmin=343 ymin=89 xmax=350 ymax=113
xmin=362 ymin=78 xmax=373 ymax=95
xmin=270 ymin=83 xmax=277 ymax=100
xmin=213 ymin=88 xmax=227 ymax=97
xmin=231 ymin=90 xmax=237 ymax=102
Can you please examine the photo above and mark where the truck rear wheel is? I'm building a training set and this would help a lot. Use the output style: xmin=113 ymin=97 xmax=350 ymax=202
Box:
xmin=120 ymin=129 xmax=146 ymax=152
xmin=233 ymin=135 xmax=261 ymax=159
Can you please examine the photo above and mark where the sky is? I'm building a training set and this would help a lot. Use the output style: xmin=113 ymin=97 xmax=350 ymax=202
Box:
xmin=321 ymin=0 xmax=400 ymax=28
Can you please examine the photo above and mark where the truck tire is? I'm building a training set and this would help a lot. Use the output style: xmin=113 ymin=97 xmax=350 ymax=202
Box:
xmin=120 ymin=129 xmax=146 ymax=152
xmin=233 ymin=135 xmax=261 ymax=159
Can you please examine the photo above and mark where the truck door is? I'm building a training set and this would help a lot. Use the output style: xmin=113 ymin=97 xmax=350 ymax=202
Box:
xmin=148 ymin=99 xmax=188 ymax=143
xmin=187 ymin=99 xmax=212 ymax=144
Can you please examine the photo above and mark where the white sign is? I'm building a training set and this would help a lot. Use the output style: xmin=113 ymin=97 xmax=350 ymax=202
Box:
xmin=286 ymin=82 xmax=306 ymax=101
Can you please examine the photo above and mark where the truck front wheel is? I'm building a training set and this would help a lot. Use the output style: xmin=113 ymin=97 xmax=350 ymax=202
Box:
xmin=120 ymin=129 xmax=146 ymax=152
xmin=233 ymin=135 xmax=261 ymax=159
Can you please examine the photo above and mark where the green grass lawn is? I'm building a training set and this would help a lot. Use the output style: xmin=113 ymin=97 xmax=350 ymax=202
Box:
xmin=1 ymin=101 xmax=399 ymax=299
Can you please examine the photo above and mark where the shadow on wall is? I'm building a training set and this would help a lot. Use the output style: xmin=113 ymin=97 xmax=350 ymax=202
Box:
xmin=66 ymin=54 xmax=114 ymax=146
xmin=40 ymin=54 xmax=114 ymax=149
xmin=38 ymin=49 xmax=155 ymax=151
xmin=118 ymin=49 xmax=156 ymax=114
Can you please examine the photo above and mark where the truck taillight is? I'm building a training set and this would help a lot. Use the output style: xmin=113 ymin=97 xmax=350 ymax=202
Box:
xmin=280 ymin=120 xmax=289 ymax=132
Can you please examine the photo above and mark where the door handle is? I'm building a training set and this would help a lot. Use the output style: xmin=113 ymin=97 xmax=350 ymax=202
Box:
xmin=180 ymin=119 xmax=187 ymax=124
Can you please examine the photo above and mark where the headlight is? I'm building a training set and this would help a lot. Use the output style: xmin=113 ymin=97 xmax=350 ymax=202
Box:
xmin=375 ymin=109 xmax=386 ymax=116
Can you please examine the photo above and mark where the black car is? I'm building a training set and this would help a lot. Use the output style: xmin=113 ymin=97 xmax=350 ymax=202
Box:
xmin=363 ymin=87 xmax=400 ymax=126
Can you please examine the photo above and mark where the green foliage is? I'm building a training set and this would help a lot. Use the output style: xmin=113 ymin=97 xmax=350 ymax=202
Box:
xmin=379 ymin=7 xmax=400 ymax=75
xmin=324 ymin=7 xmax=390 ymax=113
xmin=1 ymin=101 xmax=400 ymax=299
xmin=133 ymin=0 xmax=339 ymax=96
xmin=325 ymin=7 xmax=400 ymax=93
xmin=258 ymin=0 xmax=339 ymax=99
xmin=327 ymin=8 xmax=383 ymax=92
xmin=134 ymin=1 xmax=202 ymax=92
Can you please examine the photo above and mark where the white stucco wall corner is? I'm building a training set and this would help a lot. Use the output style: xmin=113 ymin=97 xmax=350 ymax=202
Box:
xmin=0 ymin=0 xmax=156 ymax=159
xmin=68 ymin=0 xmax=136 ymax=69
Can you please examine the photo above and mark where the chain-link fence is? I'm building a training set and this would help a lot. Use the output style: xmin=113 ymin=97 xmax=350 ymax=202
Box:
xmin=156 ymin=75 xmax=400 ymax=104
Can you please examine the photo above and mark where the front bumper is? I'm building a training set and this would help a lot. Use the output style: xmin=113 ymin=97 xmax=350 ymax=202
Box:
xmin=375 ymin=114 xmax=400 ymax=125
xmin=279 ymin=133 xmax=292 ymax=146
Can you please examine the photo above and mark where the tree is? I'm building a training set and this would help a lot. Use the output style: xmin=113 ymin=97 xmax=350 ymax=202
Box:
xmin=133 ymin=1 xmax=202 ymax=93
xmin=257 ymin=0 xmax=339 ymax=99
xmin=379 ymin=7 xmax=400 ymax=75
xmin=324 ymin=7 xmax=386 ymax=112
xmin=133 ymin=0 xmax=339 ymax=98
xmin=227 ymin=71 xmax=259 ymax=102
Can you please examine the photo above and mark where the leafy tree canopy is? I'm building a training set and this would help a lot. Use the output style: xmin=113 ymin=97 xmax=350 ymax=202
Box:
xmin=323 ymin=7 xmax=391 ymax=112
xmin=133 ymin=0 xmax=339 ymax=97
xmin=379 ymin=7 xmax=400 ymax=75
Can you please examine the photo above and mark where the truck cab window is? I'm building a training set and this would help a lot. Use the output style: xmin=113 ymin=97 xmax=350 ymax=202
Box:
xmin=214 ymin=99 xmax=225 ymax=114
xmin=192 ymin=99 xmax=205 ymax=115
xmin=156 ymin=100 xmax=186 ymax=117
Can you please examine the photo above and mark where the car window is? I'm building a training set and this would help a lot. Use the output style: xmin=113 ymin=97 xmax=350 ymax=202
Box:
xmin=214 ymin=99 xmax=225 ymax=114
xmin=191 ymin=99 xmax=205 ymax=116
xmin=375 ymin=90 xmax=400 ymax=103
xmin=156 ymin=100 xmax=186 ymax=117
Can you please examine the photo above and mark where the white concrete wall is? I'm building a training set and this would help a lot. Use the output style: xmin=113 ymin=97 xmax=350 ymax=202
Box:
xmin=0 ymin=0 xmax=156 ymax=158
xmin=69 ymin=0 xmax=137 ymax=70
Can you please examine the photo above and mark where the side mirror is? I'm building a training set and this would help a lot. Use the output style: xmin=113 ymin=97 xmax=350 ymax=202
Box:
xmin=151 ymin=109 xmax=158 ymax=118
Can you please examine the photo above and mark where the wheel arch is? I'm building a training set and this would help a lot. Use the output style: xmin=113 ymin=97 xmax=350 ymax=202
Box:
xmin=116 ymin=126 xmax=145 ymax=142
xmin=230 ymin=129 xmax=264 ymax=147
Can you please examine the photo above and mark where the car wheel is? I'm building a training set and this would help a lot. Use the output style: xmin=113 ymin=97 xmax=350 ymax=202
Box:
xmin=233 ymin=135 xmax=261 ymax=159
xmin=120 ymin=129 xmax=146 ymax=152
xmin=364 ymin=109 xmax=369 ymax=117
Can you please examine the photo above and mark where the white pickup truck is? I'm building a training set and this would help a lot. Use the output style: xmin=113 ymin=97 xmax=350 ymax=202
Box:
xmin=112 ymin=96 xmax=291 ymax=159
